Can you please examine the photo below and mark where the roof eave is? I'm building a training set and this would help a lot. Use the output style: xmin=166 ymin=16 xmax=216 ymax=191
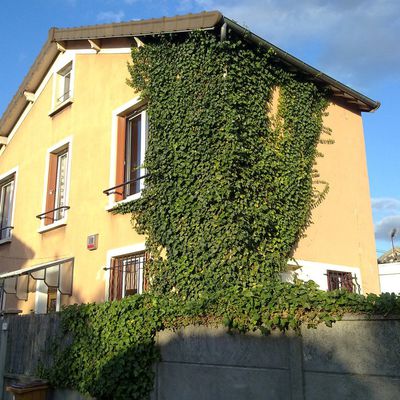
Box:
xmin=0 ymin=11 xmax=380 ymax=140
xmin=0 ymin=31 xmax=59 ymax=137
xmin=223 ymin=17 xmax=380 ymax=113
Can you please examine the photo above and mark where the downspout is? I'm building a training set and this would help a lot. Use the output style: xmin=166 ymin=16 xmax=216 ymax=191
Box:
xmin=220 ymin=22 xmax=227 ymax=42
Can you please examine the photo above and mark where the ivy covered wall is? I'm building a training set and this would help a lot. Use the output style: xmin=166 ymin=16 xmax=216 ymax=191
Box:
xmin=116 ymin=31 xmax=329 ymax=298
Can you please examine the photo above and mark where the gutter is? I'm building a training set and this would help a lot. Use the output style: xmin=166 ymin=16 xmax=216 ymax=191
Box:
xmin=223 ymin=17 xmax=380 ymax=112
xmin=0 ymin=11 xmax=380 ymax=140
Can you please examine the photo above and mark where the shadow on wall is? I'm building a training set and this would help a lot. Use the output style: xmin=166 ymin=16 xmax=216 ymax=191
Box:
xmin=151 ymin=319 xmax=400 ymax=400
xmin=3 ymin=312 xmax=400 ymax=400
xmin=0 ymin=234 xmax=36 ymax=273
xmin=0 ymin=232 xmax=108 ymax=312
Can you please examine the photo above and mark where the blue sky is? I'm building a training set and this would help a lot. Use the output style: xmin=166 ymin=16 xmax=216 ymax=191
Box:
xmin=0 ymin=0 xmax=399 ymax=254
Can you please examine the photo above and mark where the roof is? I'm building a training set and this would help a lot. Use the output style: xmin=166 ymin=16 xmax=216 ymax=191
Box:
xmin=378 ymin=247 xmax=400 ymax=264
xmin=0 ymin=10 xmax=380 ymax=138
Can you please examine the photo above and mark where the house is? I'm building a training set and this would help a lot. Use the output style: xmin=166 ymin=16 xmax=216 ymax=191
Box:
xmin=0 ymin=11 xmax=381 ymax=314
xmin=378 ymin=248 xmax=400 ymax=293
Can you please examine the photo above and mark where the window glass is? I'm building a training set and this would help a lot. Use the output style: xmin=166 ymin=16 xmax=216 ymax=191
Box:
xmin=125 ymin=113 xmax=142 ymax=197
xmin=54 ymin=151 xmax=68 ymax=221
xmin=44 ymin=145 xmax=69 ymax=225
xmin=0 ymin=178 xmax=14 ymax=240
xmin=56 ymin=62 xmax=72 ymax=105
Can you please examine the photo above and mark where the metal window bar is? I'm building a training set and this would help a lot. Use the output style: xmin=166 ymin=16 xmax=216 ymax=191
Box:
xmin=103 ymin=174 xmax=148 ymax=197
xmin=327 ymin=270 xmax=359 ymax=293
xmin=0 ymin=226 xmax=13 ymax=240
xmin=106 ymin=252 xmax=147 ymax=301
xmin=57 ymin=90 xmax=71 ymax=104
xmin=36 ymin=206 xmax=70 ymax=224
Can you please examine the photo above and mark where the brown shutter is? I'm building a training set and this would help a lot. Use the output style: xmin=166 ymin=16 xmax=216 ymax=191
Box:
xmin=115 ymin=116 xmax=126 ymax=202
xmin=45 ymin=153 xmax=58 ymax=225
xmin=109 ymin=257 xmax=123 ymax=301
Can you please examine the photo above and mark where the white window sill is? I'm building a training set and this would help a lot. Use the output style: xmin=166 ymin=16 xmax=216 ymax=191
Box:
xmin=105 ymin=192 xmax=142 ymax=211
xmin=38 ymin=218 xmax=67 ymax=233
xmin=49 ymin=98 xmax=73 ymax=117
xmin=0 ymin=237 xmax=12 ymax=245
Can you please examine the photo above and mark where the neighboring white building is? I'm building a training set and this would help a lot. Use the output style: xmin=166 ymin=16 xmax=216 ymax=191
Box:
xmin=379 ymin=263 xmax=400 ymax=293
xmin=378 ymin=248 xmax=400 ymax=293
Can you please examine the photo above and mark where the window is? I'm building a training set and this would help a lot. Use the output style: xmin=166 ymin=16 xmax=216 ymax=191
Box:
xmin=108 ymin=252 xmax=147 ymax=301
xmin=47 ymin=287 xmax=58 ymax=313
xmin=124 ymin=112 xmax=145 ymax=197
xmin=37 ymin=141 xmax=71 ymax=228
xmin=46 ymin=147 xmax=69 ymax=224
xmin=55 ymin=62 xmax=72 ymax=106
xmin=0 ymin=175 xmax=15 ymax=241
xmin=105 ymin=105 xmax=147 ymax=203
xmin=327 ymin=270 xmax=354 ymax=292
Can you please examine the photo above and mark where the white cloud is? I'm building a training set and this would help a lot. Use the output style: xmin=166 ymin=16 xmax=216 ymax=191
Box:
xmin=375 ymin=215 xmax=400 ymax=241
xmin=371 ymin=197 xmax=400 ymax=211
xmin=97 ymin=10 xmax=125 ymax=23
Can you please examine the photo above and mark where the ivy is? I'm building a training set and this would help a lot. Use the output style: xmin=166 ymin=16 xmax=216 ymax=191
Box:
xmin=44 ymin=31 xmax=400 ymax=399
xmin=117 ymin=32 xmax=330 ymax=298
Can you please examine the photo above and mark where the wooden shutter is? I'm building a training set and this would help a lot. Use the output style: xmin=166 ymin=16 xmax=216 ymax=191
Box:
xmin=45 ymin=153 xmax=58 ymax=225
xmin=109 ymin=257 xmax=123 ymax=301
xmin=115 ymin=116 xmax=126 ymax=202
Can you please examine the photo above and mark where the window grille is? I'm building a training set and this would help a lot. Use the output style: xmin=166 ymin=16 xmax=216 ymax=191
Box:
xmin=327 ymin=270 xmax=356 ymax=292
xmin=109 ymin=252 xmax=147 ymax=301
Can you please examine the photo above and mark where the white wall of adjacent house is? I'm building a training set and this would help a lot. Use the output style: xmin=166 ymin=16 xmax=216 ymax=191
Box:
xmin=282 ymin=259 xmax=362 ymax=293
xmin=379 ymin=262 xmax=400 ymax=294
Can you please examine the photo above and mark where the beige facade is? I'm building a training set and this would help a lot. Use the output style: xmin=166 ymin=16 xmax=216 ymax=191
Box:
xmin=0 ymin=14 xmax=380 ymax=314
xmin=292 ymin=100 xmax=380 ymax=294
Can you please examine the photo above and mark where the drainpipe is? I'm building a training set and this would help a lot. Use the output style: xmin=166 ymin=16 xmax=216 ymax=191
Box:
xmin=220 ymin=22 xmax=227 ymax=42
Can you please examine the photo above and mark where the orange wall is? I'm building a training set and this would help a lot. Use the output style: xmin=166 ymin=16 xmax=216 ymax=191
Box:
xmin=293 ymin=100 xmax=380 ymax=293
xmin=0 ymin=52 xmax=144 ymax=312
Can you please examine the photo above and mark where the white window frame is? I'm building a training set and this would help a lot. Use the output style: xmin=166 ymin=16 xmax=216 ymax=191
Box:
xmin=105 ymin=243 xmax=146 ymax=300
xmin=50 ymin=52 xmax=75 ymax=115
xmin=106 ymin=97 xmax=148 ymax=210
xmin=0 ymin=167 xmax=18 ymax=245
xmin=38 ymin=136 xmax=73 ymax=233
xmin=55 ymin=62 xmax=72 ymax=106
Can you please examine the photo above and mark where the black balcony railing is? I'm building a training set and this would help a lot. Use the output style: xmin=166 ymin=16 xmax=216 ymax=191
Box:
xmin=57 ymin=90 xmax=71 ymax=104
xmin=36 ymin=206 xmax=70 ymax=224
xmin=103 ymin=175 xmax=148 ymax=198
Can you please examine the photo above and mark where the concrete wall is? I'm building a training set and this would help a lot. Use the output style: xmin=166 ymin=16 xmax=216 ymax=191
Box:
xmin=0 ymin=314 xmax=399 ymax=400
xmin=154 ymin=317 xmax=400 ymax=400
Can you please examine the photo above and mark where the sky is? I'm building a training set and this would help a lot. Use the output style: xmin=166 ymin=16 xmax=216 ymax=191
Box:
xmin=0 ymin=0 xmax=399 ymax=255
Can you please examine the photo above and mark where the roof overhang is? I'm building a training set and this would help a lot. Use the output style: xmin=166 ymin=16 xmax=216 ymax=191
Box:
xmin=0 ymin=257 xmax=73 ymax=279
xmin=0 ymin=10 xmax=380 ymax=139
